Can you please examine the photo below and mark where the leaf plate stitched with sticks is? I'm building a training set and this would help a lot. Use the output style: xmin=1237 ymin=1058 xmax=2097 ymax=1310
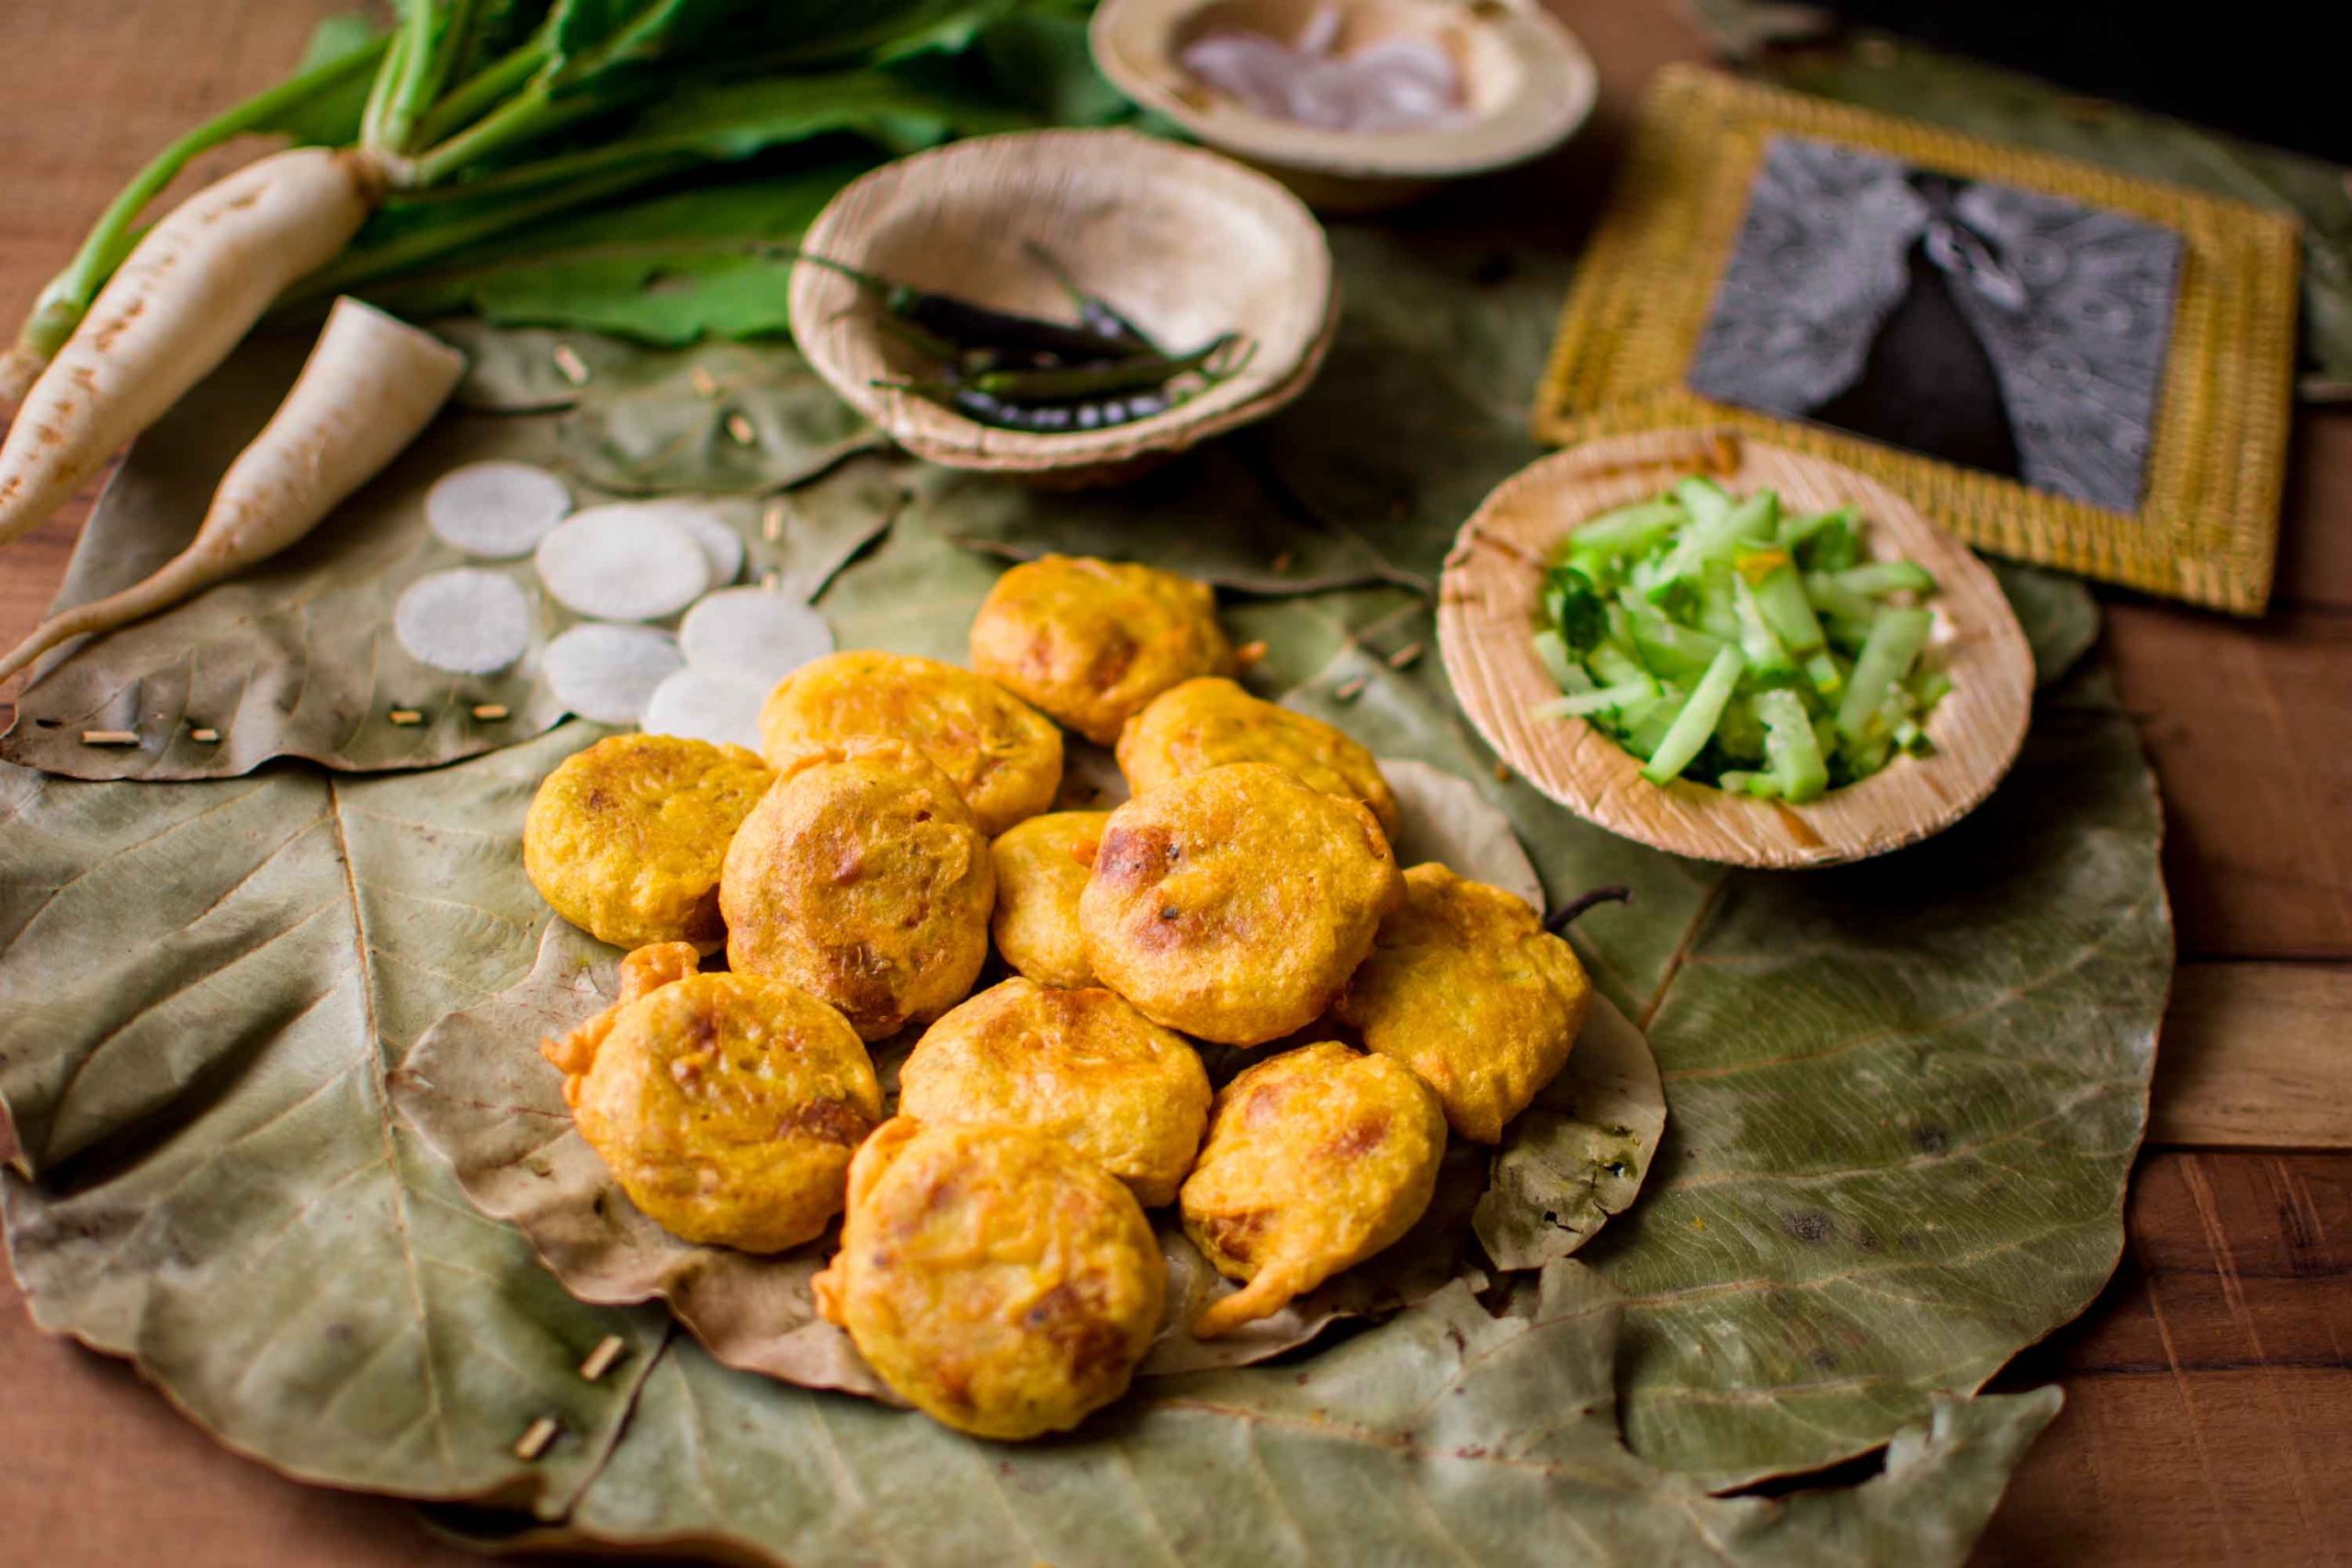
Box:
xmin=0 ymin=223 xmax=2167 ymax=1560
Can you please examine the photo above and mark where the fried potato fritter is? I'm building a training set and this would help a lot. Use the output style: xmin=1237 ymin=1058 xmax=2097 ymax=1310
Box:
xmin=523 ymin=734 xmax=773 ymax=948
xmin=1335 ymin=863 xmax=1593 ymax=1143
xmin=756 ymin=649 xmax=1062 ymax=835
xmin=1179 ymin=1042 xmax=1446 ymax=1337
xmin=541 ymin=940 xmax=703 ymax=1098
xmin=1080 ymin=762 xmax=1403 ymax=1045
xmin=720 ymin=748 xmax=994 ymax=1040
xmin=813 ymin=1119 xmax=1165 ymax=1439
xmin=989 ymin=810 xmax=1108 ymax=989
xmin=1115 ymin=676 xmax=1399 ymax=837
xmin=898 ymin=978 xmax=1211 ymax=1207
xmin=969 ymin=555 xmax=1238 ymax=745
xmin=556 ymin=971 xmax=881 ymax=1252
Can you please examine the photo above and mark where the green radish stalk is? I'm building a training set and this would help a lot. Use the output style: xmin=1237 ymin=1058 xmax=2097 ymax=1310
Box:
xmin=0 ymin=146 xmax=382 ymax=549
xmin=0 ymin=298 xmax=461 ymax=684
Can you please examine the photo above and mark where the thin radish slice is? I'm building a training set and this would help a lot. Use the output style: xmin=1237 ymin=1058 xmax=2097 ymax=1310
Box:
xmin=678 ymin=588 xmax=835 ymax=685
xmin=394 ymin=569 xmax=533 ymax=675
xmin=534 ymin=505 xmax=708 ymax=621
xmin=426 ymin=460 xmax=571 ymax=558
xmin=655 ymin=505 xmax=747 ymax=588
xmin=641 ymin=668 xmax=769 ymax=750
xmin=544 ymin=623 xmax=684 ymax=725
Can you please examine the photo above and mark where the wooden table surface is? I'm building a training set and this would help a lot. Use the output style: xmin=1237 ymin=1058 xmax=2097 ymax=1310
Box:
xmin=1 ymin=3 xmax=2345 ymax=1564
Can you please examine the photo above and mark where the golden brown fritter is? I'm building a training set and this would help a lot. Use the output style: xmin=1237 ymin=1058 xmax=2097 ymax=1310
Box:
xmin=554 ymin=971 xmax=881 ymax=1252
xmin=989 ymin=810 xmax=1107 ymax=989
xmin=541 ymin=941 xmax=703 ymax=1101
xmin=523 ymin=734 xmax=773 ymax=949
xmin=898 ymin=978 xmax=1211 ymax=1207
xmin=756 ymin=649 xmax=1061 ymax=836
xmin=1334 ymin=863 xmax=1593 ymax=1143
xmin=1115 ymin=676 xmax=1399 ymax=837
xmin=813 ymin=1119 xmax=1165 ymax=1439
xmin=968 ymin=555 xmax=1238 ymax=745
xmin=1180 ymin=1042 xmax=1445 ymax=1337
xmin=720 ymin=747 xmax=994 ymax=1040
xmin=1080 ymin=762 xmax=1402 ymax=1046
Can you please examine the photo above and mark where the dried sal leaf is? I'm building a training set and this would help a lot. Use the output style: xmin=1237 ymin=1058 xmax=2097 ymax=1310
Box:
xmin=1475 ymin=997 xmax=1666 ymax=1270
xmin=393 ymin=568 xmax=534 ymax=675
xmin=425 ymin=459 xmax=572 ymax=558
xmin=534 ymin=505 xmax=708 ymax=622
xmin=514 ymin=1264 xmax=2062 ymax=1567
xmin=394 ymin=921 xmax=895 ymax=1402
xmin=639 ymin=668 xmax=767 ymax=750
xmin=1378 ymin=755 xmax=1544 ymax=908
xmin=400 ymin=924 xmax=1495 ymax=1400
xmin=542 ymin=624 xmax=682 ymax=725
xmin=677 ymin=588 xmax=833 ymax=685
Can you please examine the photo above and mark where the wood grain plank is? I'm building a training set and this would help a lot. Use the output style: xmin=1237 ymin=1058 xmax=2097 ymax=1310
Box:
xmin=1979 ymin=1150 xmax=2351 ymax=1565
xmin=2277 ymin=411 xmax=2352 ymax=609
xmin=2154 ymin=964 xmax=2352 ymax=1148
xmin=2107 ymin=600 xmax=2352 ymax=961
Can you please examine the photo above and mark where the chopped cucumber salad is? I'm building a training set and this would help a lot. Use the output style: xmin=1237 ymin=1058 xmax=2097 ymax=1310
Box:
xmin=1533 ymin=476 xmax=1950 ymax=803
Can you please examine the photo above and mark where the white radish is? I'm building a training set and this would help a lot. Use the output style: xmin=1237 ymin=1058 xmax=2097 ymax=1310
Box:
xmin=658 ymin=504 xmax=747 ymax=588
xmin=677 ymin=587 xmax=833 ymax=684
xmin=533 ymin=505 xmax=710 ymax=621
xmin=640 ymin=667 xmax=768 ymax=749
xmin=0 ymin=296 xmax=464 ymax=683
xmin=425 ymin=459 xmax=571 ymax=557
xmin=0 ymin=146 xmax=382 ymax=549
xmin=394 ymin=569 xmax=534 ymax=674
xmin=543 ymin=623 xmax=684 ymax=725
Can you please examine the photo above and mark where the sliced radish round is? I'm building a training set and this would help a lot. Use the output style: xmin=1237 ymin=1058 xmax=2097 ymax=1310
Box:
xmin=678 ymin=588 xmax=835 ymax=685
xmin=534 ymin=505 xmax=709 ymax=621
xmin=543 ymin=624 xmax=684 ymax=725
xmin=393 ymin=569 xmax=533 ymax=674
xmin=641 ymin=668 xmax=770 ymax=750
xmin=425 ymin=460 xmax=571 ymax=558
xmin=653 ymin=504 xmax=746 ymax=588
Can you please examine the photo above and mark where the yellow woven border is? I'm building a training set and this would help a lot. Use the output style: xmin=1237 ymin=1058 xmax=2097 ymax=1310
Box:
xmin=1535 ymin=65 xmax=2300 ymax=615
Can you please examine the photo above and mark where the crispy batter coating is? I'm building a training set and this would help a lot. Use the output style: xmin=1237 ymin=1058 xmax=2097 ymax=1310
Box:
xmin=1115 ymin=676 xmax=1399 ymax=837
xmin=757 ymin=649 xmax=1061 ymax=836
xmin=969 ymin=555 xmax=1238 ymax=745
xmin=813 ymin=1119 xmax=1165 ymax=1439
xmin=1335 ymin=863 xmax=1593 ymax=1143
xmin=1180 ymin=1042 xmax=1445 ymax=1337
xmin=1080 ymin=762 xmax=1402 ymax=1046
xmin=989 ymin=810 xmax=1107 ymax=989
xmin=899 ymin=978 xmax=1211 ymax=1207
xmin=720 ymin=748 xmax=993 ymax=1040
xmin=541 ymin=941 xmax=703 ymax=1100
xmin=556 ymin=971 xmax=881 ymax=1252
xmin=524 ymin=734 xmax=773 ymax=948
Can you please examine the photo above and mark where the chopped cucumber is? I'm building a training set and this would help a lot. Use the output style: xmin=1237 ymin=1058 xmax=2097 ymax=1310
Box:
xmin=1835 ymin=560 xmax=1938 ymax=598
xmin=1754 ymin=688 xmax=1829 ymax=803
xmin=1641 ymin=646 xmax=1745 ymax=784
xmin=1571 ymin=498 xmax=1684 ymax=557
xmin=1541 ymin=676 xmax=1659 ymax=716
xmin=1836 ymin=606 xmax=1934 ymax=744
xmin=1730 ymin=574 xmax=1795 ymax=676
xmin=1749 ymin=562 xmax=1826 ymax=655
xmin=1532 ymin=629 xmax=1591 ymax=694
xmin=1531 ymin=473 xmax=1950 ymax=799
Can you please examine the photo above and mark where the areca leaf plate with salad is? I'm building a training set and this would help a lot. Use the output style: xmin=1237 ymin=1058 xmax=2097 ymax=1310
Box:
xmin=1439 ymin=426 xmax=2033 ymax=868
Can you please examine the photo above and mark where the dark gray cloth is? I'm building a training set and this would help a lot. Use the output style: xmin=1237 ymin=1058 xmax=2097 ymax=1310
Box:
xmin=1688 ymin=135 xmax=2182 ymax=513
